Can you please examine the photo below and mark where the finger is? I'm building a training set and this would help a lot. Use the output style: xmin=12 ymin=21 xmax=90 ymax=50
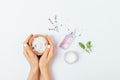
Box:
xmin=23 ymin=46 xmax=30 ymax=61
xmin=42 ymin=47 xmax=50 ymax=58
xmin=46 ymin=35 xmax=54 ymax=59
xmin=25 ymin=45 xmax=35 ymax=56
xmin=46 ymin=35 xmax=54 ymax=47
xmin=48 ymin=45 xmax=54 ymax=60
xmin=24 ymin=34 xmax=33 ymax=43
xmin=46 ymin=35 xmax=54 ymax=53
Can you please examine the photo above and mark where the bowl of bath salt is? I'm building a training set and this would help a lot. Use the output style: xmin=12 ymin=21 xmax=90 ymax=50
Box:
xmin=29 ymin=34 xmax=48 ymax=56
xmin=64 ymin=51 xmax=79 ymax=64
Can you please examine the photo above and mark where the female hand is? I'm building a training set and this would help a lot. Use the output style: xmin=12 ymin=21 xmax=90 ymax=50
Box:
xmin=23 ymin=34 xmax=40 ymax=80
xmin=39 ymin=35 xmax=54 ymax=80
xmin=23 ymin=34 xmax=39 ymax=69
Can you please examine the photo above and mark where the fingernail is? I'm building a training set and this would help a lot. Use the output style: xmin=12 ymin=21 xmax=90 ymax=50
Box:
xmin=30 ymin=33 xmax=33 ymax=35
xmin=23 ymin=43 xmax=28 ymax=47
xmin=47 ymin=45 xmax=51 ymax=48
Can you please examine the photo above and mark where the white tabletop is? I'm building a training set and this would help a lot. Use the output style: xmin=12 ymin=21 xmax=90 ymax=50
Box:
xmin=0 ymin=0 xmax=120 ymax=80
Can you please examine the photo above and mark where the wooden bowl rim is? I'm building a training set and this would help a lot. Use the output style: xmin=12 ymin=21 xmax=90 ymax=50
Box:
xmin=29 ymin=34 xmax=48 ymax=56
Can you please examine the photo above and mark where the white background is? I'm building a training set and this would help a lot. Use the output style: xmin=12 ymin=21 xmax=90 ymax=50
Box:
xmin=0 ymin=0 xmax=120 ymax=80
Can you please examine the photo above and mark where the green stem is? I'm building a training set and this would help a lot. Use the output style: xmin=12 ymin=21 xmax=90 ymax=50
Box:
xmin=84 ymin=49 xmax=90 ymax=54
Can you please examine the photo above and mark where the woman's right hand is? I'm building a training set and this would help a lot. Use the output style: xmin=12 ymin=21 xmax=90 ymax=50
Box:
xmin=23 ymin=34 xmax=39 ymax=69
xmin=23 ymin=34 xmax=40 ymax=80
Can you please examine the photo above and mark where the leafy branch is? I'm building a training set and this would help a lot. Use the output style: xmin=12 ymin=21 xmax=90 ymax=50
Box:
xmin=78 ymin=41 xmax=92 ymax=54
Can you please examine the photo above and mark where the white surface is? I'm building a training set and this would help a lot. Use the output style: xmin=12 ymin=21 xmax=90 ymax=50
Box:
xmin=0 ymin=0 xmax=120 ymax=80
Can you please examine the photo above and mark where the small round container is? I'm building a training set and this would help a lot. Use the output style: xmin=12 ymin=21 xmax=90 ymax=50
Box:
xmin=29 ymin=34 xmax=48 ymax=56
xmin=64 ymin=51 xmax=79 ymax=64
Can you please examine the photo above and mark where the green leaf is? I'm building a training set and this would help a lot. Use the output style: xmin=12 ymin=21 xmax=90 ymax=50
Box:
xmin=79 ymin=42 xmax=85 ymax=49
xmin=86 ymin=41 xmax=92 ymax=49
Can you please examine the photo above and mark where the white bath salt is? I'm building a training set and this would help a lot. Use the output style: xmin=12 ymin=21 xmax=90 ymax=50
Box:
xmin=64 ymin=51 xmax=78 ymax=64
xmin=32 ymin=36 xmax=47 ymax=54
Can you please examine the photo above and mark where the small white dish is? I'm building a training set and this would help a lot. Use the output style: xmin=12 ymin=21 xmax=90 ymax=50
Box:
xmin=64 ymin=51 xmax=79 ymax=64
